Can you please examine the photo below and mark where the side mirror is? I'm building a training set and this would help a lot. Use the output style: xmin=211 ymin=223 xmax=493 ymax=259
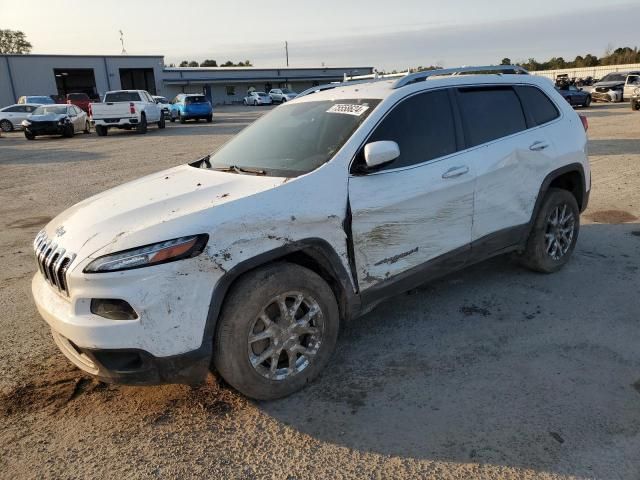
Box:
xmin=364 ymin=141 xmax=400 ymax=168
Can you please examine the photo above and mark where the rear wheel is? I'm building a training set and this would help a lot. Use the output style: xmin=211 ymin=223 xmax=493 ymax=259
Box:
xmin=206 ymin=114 xmax=213 ymax=123
xmin=95 ymin=125 xmax=107 ymax=136
xmin=518 ymin=188 xmax=580 ymax=273
xmin=213 ymin=263 xmax=339 ymax=400
xmin=137 ymin=114 xmax=147 ymax=134
xmin=179 ymin=113 xmax=186 ymax=124
xmin=158 ymin=113 xmax=165 ymax=129
xmin=0 ymin=119 xmax=13 ymax=132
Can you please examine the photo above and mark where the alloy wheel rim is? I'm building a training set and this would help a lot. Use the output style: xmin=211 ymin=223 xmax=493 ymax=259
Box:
xmin=247 ymin=291 xmax=324 ymax=381
xmin=544 ymin=203 xmax=575 ymax=260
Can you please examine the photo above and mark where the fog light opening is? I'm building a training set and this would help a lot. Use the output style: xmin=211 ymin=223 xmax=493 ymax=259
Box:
xmin=90 ymin=298 xmax=138 ymax=320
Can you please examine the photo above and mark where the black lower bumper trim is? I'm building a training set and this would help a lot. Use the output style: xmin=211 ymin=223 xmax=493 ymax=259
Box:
xmin=78 ymin=343 xmax=212 ymax=386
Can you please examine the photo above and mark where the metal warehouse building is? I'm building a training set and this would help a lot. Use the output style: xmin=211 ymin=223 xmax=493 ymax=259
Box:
xmin=0 ymin=54 xmax=372 ymax=107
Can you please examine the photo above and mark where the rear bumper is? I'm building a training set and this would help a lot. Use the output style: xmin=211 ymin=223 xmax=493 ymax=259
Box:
xmin=92 ymin=117 xmax=139 ymax=127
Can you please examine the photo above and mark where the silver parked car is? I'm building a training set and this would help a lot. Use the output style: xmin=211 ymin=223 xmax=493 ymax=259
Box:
xmin=268 ymin=88 xmax=298 ymax=103
xmin=0 ymin=103 xmax=39 ymax=131
xmin=22 ymin=104 xmax=90 ymax=140
xmin=243 ymin=91 xmax=273 ymax=106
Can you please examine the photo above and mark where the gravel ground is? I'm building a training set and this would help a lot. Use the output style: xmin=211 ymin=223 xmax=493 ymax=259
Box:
xmin=0 ymin=103 xmax=639 ymax=480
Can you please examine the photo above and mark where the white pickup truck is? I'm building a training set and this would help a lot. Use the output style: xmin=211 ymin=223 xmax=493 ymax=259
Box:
xmin=90 ymin=90 xmax=164 ymax=136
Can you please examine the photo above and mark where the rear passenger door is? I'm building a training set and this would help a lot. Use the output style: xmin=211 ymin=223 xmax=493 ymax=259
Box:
xmin=456 ymin=85 xmax=559 ymax=245
xmin=349 ymin=89 xmax=475 ymax=290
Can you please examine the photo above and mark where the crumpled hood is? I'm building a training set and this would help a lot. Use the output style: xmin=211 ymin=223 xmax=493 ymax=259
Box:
xmin=594 ymin=81 xmax=624 ymax=89
xmin=44 ymin=164 xmax=285 ymax=257
xmin=29 ymin=113 xmax=67 ymax=122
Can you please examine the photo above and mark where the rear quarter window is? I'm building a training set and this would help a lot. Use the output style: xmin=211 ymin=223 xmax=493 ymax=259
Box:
xmin=457 ymin=87 xmax=527 ymax=147
xmin=515 ymin=86 xmax=560 ymax=126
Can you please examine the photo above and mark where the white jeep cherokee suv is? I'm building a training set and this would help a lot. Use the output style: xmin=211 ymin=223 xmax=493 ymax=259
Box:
xmin=32 ymin=66 xmax=590 ymax=400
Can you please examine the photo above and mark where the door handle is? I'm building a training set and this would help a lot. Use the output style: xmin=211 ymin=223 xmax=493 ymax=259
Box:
xmin=529 ymin=141 xmax=549 ymax=151
xmin=442 ymin=166 xmax=469 ymax=179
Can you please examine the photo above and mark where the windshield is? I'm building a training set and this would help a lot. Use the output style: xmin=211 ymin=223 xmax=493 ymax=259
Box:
xmin=281 ymin=88 xmax=294 ymax=94
xmin=256 ymin=92 xmax=268 ymax=97
xmin=104 ymin=91 xmax=141 ymax=102
xmin=33 ymin=106 xmax=67 ymax=115
xmin=199 ymin=98 xmax=380 ymax=176
xmin=29 ymin=96 xmax=54 ymax=104
xmin=155 ymin=97 xmax=169 ymax=103
xmin=185 ymin=96 xmax=207 ymax=104
xmin=599 ymin=73 xmax=626 ymax=82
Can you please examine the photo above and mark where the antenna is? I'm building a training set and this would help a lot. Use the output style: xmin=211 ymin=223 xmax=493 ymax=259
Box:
xmin=119 ymin=30 xmax=127 ymax=55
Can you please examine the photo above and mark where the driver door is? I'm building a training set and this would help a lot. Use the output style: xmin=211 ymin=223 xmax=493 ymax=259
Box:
xmin=348 ymin=89 xmax=475 ymax=290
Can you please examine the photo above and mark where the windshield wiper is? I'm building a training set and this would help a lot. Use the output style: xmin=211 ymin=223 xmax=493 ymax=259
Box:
xmin=212 ymin=165 xmax=266 ymax=176
xmin=189 ymin=154 xmax=211 ymax=169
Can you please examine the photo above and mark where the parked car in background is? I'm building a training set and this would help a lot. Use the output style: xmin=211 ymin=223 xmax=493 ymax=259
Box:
xmin=153 ymin=96 xmax=172 ymax=119
xmin=631 ymin=87 xmax=640 ymax=111
xmin=169 ymin=94 xmax=213 ymax=123
xmin=0 ymin=103 xmax=39 ymax=131
xmin=555 ymin=85 xmax=591 ymax=107
xmin=591 ymin=72 xmax=640 ymax=102
xmin=244 ymin=91 xmax=273 ymax=106
xmin=90 ymin=89 xmax=164 ymax=136
xmin=624 ymin=73 xmax=640 ymax=99
xmin=22 ymin=104 xmax=90 ymax=140
xmin=66 ymin=93 xmax=91 ymax=112
xmin=269 ymin=88 xmax=298 ymax=103
xmin=17 ymin=95 xmax=55 ymax=105
xmin=30 ymin=65 xmax=591 ymax=400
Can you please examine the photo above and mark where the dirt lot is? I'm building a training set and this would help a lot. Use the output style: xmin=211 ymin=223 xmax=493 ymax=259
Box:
xmin=0 ymin=103 xmax=639 ymax=480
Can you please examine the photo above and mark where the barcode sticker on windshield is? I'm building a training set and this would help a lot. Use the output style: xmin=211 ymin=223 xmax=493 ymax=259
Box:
xmin=327 ymin=104 xmax=369 ymax=116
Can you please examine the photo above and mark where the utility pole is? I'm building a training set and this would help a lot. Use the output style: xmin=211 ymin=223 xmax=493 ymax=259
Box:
xmin=119 ymin=30 xmax=127 ymax=55
xmin=285 ymin=41 xmax=289 ymax=67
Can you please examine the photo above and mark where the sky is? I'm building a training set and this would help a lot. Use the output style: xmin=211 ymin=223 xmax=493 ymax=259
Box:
xmin=1 ymin=0 xmax=637 ymax=70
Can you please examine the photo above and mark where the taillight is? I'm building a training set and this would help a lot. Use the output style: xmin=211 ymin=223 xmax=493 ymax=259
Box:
xmin=67 ymin=99 xmax=71 ymax=104
xmin=579 ymin=114 xmax=588 ymax=131
xmin=88 ymin=104 xmax=92 ymax=116
xmin=130 ymin=102 xmax=136 ymax=114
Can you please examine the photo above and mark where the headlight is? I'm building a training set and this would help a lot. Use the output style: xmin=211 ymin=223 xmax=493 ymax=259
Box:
xmin=22 ymin=119 xmax=31 ymax=126
xmin=84 ymin=234 xmax=208 ymax=273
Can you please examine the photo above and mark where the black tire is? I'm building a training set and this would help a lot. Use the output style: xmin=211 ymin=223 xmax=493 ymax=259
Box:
xmin=281 ymin=97 xmax=287 ymax=103
xmin=518 ymin=188 xmax=580 ymax=273
xmin=95 ymin=125 xmax=108 ymax=136
xmin=179 ymin=113 xmax=186 ymax=124
xmin=62 ymin=124 xmax=74 ymax=138
xmin=253 ymin=100 xmax=258 ymax=106
xmin=170 ymin=113 xmax=176 ymax=122
xmin=158 ymin=113 xmax=165 ymax=129
xmin=84 ymin=121 xmax=91 ymax=134
xmin=583 ymin=95 xmax=591 ymax=108
xmin=206 ymin=114 xmax=212 ymax=123
xmin=213 ymin=263 xmax=340 ymax=400
xmin=632 ymin=101 xmax=640 ymax=111
xmin=0 ymin=119 xmax=13 ymax=132
xmin=24 ymin=131 xmax=36 ymax=140
xmin=137 ymin=114 xmax=147 ymax=134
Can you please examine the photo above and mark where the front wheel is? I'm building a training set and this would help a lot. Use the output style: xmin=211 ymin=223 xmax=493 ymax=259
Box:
xmin=213 ymin=263 xmax=339 ymax=400
xmin=583 ymin=95 xmax=591 ymax=107
xmin=62 ymin=124 xmax=74 ymax=138
xmin=24 ymin=131 xmax=36 ymax=140
xmin=517 ymin=188 xmax=580 ymax=273
xmin=632 ymin=101 xmax=640 ymax=111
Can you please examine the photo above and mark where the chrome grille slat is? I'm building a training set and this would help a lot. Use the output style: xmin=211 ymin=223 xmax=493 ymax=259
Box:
xmin=33 ymin=231 xmax=75 ymax=296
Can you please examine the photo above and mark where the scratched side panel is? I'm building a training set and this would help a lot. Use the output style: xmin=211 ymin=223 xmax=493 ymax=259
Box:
xmin=349 ymin=156 xmax=475 ymax=290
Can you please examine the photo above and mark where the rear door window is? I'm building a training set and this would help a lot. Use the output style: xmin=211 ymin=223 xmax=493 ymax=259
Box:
xmin=515 ymin=85 xmax=560 ymax=126
xmin=365 ymin=89 xmax=458 ymax=171
xmin=457 ymin=87 xmax=527 ymax=147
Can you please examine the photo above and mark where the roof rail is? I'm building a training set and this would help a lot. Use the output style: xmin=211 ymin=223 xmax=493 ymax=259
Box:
xmin=392 ymin=65 xmax=529 ymax=89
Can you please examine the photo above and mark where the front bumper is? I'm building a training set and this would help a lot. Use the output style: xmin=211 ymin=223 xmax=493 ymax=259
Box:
xmin=51 ymin=330 xmax=211 ymax=385
xmin=25 ymin=122 xmax=65 ymax=135
xmin=592 ymin=91 xmax=621 ymax=102
xmin=31 ymin=252 xmax=219 ymax=384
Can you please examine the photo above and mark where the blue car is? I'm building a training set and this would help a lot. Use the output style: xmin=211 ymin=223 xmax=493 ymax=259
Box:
xmin=555 ymin=85 xmax=591 ymax=108
xmin=169 ymin=94 xmax=213 ymax=123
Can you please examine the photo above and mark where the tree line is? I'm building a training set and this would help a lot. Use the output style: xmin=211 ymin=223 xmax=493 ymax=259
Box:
xmin=170 ymin=59 xmax=253 ymax=68
xmin=501 ymin=46 xmax=640 ymax=71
